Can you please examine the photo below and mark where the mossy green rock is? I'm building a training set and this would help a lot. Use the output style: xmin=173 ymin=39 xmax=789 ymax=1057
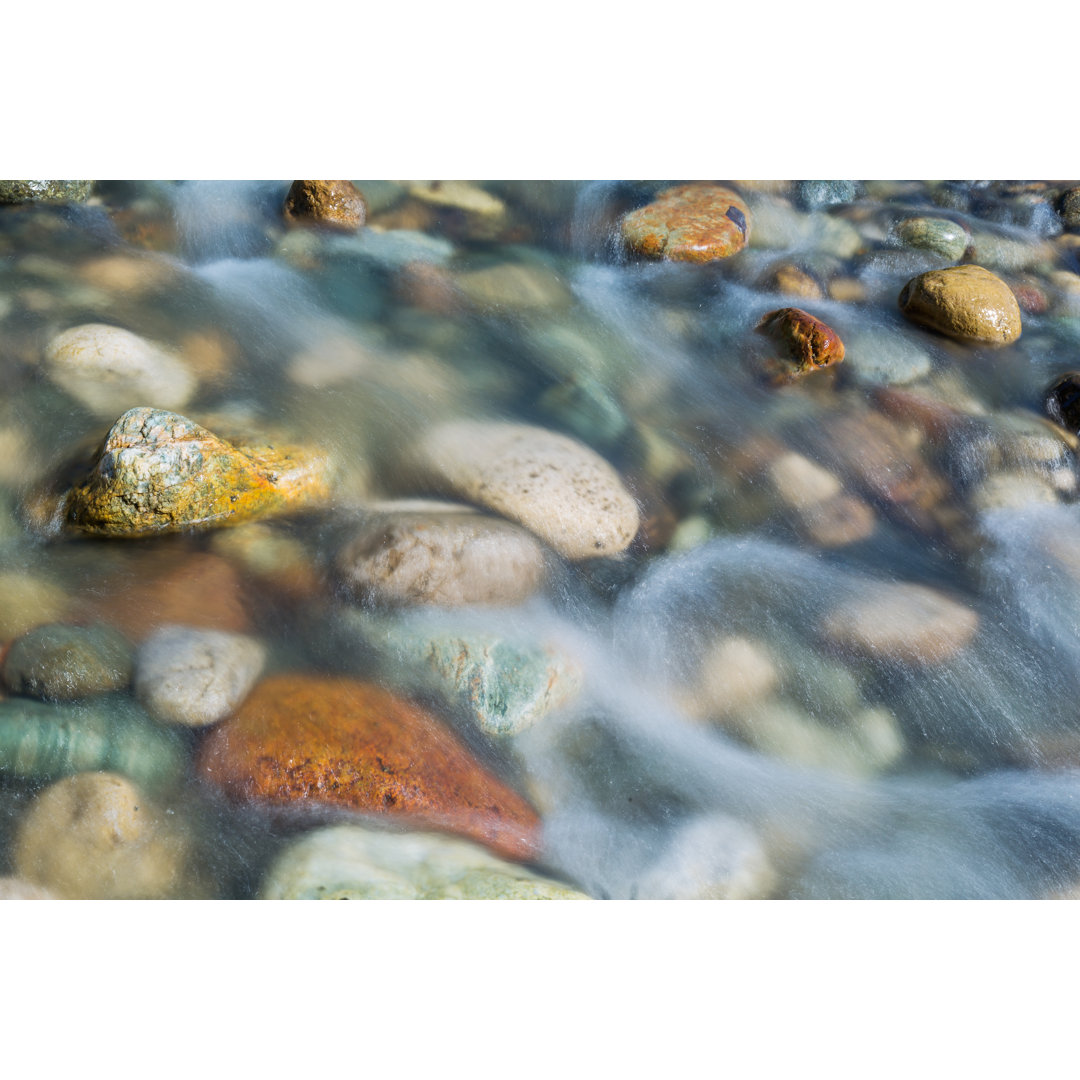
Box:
xmin=894 ymin=217 xmax=969 ymax=261
xmin=0 ymin=694 xmax=187 ymax=789
xmin=0 ymin=181 xmax=93 ymax=204
xmin=3 ymin=623 xmax=133 ymax=701
xmin=258 ymin=824 xmax=590 ymax=900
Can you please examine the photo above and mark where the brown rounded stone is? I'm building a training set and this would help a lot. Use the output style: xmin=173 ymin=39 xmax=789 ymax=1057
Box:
xmin=197 ymin=674 xmax=542 ymax=862
xmin=755 ymin=307 xmax=845 ymax=380
xmin=898 ymin=265 xmax=1022 ymax=345
xmin=760 ymin=263 xmax=823 ymax=300
xmin=621 ymin=183 xmax=750 ymax=263
xmin=283 ymin=181 xmax=367 ymax=232
xmin=63 ymin=407 xmax=330 ymax=537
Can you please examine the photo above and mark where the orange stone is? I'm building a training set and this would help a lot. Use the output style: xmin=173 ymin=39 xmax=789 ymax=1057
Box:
xmin=283 ymin=181 xmax=367 ymax=232
xmin=197 ymin=674 xmax=542 ymax=862
xmin=621 ymin=183 xmax=750 ymax=263
xmin=755 ymin=307 xmax=845 ymax=381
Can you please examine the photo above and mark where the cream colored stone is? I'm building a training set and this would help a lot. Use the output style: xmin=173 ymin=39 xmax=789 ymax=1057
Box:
xmin=769 ymin=453 xmax=842 ymax=509
xmin=406 ymin=181 xmax=507 ymax=219
xmin=454 ymin=264 xmax=572 ymax=312
xmin=410 ymin=420 xmax=640 ymax=560
xmin=44 ymin=323 xmax=197 ymax=418
xmin=695 ymin=636 xmax=780 ymax=717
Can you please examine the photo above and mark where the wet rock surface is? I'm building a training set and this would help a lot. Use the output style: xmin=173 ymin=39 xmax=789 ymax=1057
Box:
xmin=198 ymin=674 xmax=542 ymax=862
xmin=63 ymin=407 xmax=330 ymax=536
xmin=899 ymin=265 xmax=1022 ymax=344
xmin=0 ymin=181 xmax=93 ymax=204
xmin=283 ymin=180 xmax=367 ymax=231
xmin=621 ymin=183 xmax=751 ymax=262
xmin=3 ymin=623 xmax=133 ymax=701
xmin=755 ymin=307 xmax=845 ymax=380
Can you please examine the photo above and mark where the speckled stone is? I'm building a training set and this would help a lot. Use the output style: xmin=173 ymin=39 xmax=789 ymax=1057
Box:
xmin=198 ymin=674 xmax=542 ymax=862
xmin=336 ymin=505 xmax=547 ymax=608
xmin=13 ymin=772 xmax=195 ymax=899
xmin=795 ymin=180 xmax=858 ymax=211
xmin=821 ymin=582 xmax=980 ymax=665
xmin=258 ymin=825 xmax=589 ymax=900
xmin=893 ymin=217 xmax=969 ymax=261
xmin=0 ymin=181 xmax=93 ymax=204
xmin=134 ymin=626 xmax=265 ymax=727
xmin=1060 ymin=188 xmax=1080 ymax=230
xmin=339 ymin=609 xmax=583 ymax=737
xmin=64 ymin=407 xmax=330 ymax=537
xmin=3 ymin=623 xmax=133 ymax=701
xmin=408 ymin=420 xmax=640 ymax=560
xmin=44 ymin=324 xmax=197 ymax=419
xmin=899 ymin=265 xmax=1022 ymax=345
xmin=283 ymin=181 xmax=367 ymax=231
xmin=621 ymin=184 xmax=750 ymax=262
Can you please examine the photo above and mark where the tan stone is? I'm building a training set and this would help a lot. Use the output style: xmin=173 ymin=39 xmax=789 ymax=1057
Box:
xmin=899 ymin=265 xmax=1022 ymax=345
xmin=695 ymin=636 xmax=780 ymax=718
xmin=283 ymin=181 xmax=366 ymax=231
xmin=761 ymin=263 xmax=823 ymax=300
xmin=454 ymin=263 xmax=572 ymax=312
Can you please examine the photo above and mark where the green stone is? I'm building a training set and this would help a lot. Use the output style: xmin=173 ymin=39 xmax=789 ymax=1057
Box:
xmin=894 ymin=217 xmax=969 ymax=261
xmin=0 ymin=181 xmax=93 ymax=204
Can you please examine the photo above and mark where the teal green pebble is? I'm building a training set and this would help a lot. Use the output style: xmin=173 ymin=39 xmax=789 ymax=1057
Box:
xmin=894 ymin=217 xmax=969 ymax=261
xmin=796 ymin=180 xmax=859 ymax=211
xmin=3 ymin=623 xmax=133 ymax=701
xmin=0 ymin=694 xmax=187 ymax=789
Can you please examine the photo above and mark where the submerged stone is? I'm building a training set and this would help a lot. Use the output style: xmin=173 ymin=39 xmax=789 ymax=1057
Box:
xmin=0 ymin=181 xmax=93 ymax=204
xmin=0 ymin=693 xmax=187 ymax=789
xmin=2 ymin=623 xmax=133 ymax=702
xmin=1045 ymin=372 xmax=1080 ymax=435
xmin=258 ymin=824 xmax=589 ymax=900
xmin=63 ymin=407 xmax=330 ymax=537
xmin=899 ymin=265 xmax=1022 ymax=345
xmin=621 ymin=183 xmax=751 ymax=262
xmin=795 ymin=180 xmax=858 ymax=211
xmin=408 ymin=420 xmax=640 ymax=560
xmin=893 ymin=216 xmax=969 ymax=261
xmin=756 ymin=307 xmax=845 ymax=380
xmin=283 ymin=180 xmax=367 ymax=231
xmin=197 ymin=674 xmax=542 ymax=862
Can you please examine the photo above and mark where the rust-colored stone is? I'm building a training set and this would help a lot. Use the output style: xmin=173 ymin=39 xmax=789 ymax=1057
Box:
xmin=63 ymin=408 xmax=330 ymax=537
xmin=621 ymin=183 xmax=750 ymax=263
xmin=283 ymin=181 xmax=367 ymax=232
xmin=755 ymin=307 xmax=845 ymax=381
xmin=197 ymin=674 xmax=542 ymax=862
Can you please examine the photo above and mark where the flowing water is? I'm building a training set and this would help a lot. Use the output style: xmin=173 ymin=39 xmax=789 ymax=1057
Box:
xmin=3 ymin=179 xmax=1080 ymax=899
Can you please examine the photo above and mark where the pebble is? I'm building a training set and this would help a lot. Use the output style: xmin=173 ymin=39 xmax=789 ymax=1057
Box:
xmin=76 ymin=253 xmax=181 ymax=295
xmin=0 ymin=572 xmax=69 ymax=639
xmin=821 ymin=581 xmax=980 ymax=665
xmin=12 ymin=772 xmax=194 ymax=899
xmin=408 ymin=420 xmax=640 ymax=560
xmin=283 ymin=180 xmax=367 ymax=231
xmin=454 ymin=263 xmax=572 ymax=312
xmin=689 ymin=636 xmax=780 ymax=719
xmin=795 ymin=180 xmax=859 ymax=211
xmin=1045 ymin=372 xmax=1080 ymax=434
xmin=756 ymin=307 xmax=846 ymax=380
xmin=63 ymin=407 xmax=330 ymax=537
xmin=43 ymin=324 xmax=197 ymax=419
xmin=134 ymin=626 xmax=265 ymax=727
xmin=406 ymin=181 xmax=508 ymax=236
xmin=258 ymin=824 xmax=589 ymax=900
xmin=338 ymin=609 xmax=583 ymax=737
xmin=633 ymin=815 xmax=777 ymax=899
xmin=968 ymin=230 xmax=1055 ymax=271
xmin=898 ymin=265 xmax=1022 ymax=345
xmin=2 ymin=623 xmax=133 ymax=701
xmin=828 ymin=277 xmax=868 ymax=304
xmin=759 ymin=263 xmax=823 ymax=299
xmin=197 ymin=674 xmax=542 ymax=862
xmin=336 ymin=504 xmax=547 ymax=608
xmin=893 ymin=216 xmax=969 ymax=261
xmin=767 ymin=452 xmax=876 ymax=546
xmin=1060 ymin=188 xmax=1080 ymax=230
xmin=0 ymin=181 xmax=93 ymax=203
xmin=841 ymin=325 xmax=933 ymax=387
xmin=621 ymin=183 xmax=751 ymax=262
xmin=0 ymin=694 xmax=187 ymax=788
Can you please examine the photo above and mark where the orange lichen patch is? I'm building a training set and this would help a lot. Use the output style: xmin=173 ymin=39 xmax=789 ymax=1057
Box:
xmin=620 ymin=184 xmax=751 ymax=263
xmin=755 ymin=307 xmax=845 ymax=381
xmin=82 ymin=552 xmax=253 ymax=642
xmin=198 ymin=675 xmax=542 ymax=863
xmin=64 ymin=408 xmax=330 ymax=537
xmin=283 ymin=181 xmax=367 ymax=232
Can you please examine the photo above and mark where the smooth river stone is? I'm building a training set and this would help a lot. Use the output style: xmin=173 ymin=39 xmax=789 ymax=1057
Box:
xmin=339 ymin=609 xmax=583 ymax=737
xmin=0 ymin=694 xmax=187 ymax=789
xmin=409 ymin=420 xmax=640 ymax=560
xmin=197 ymin=674 xmax=542 ymax=862
xmin=0 ymin=181 xmax=93 ymax=204
xmin=336 ymin=506 xmax=547 ymax=608
xmin=755 ymin=307 xmax=845 ymax=378
xmin=134 ymin=626 xmax=266 ymax=727
xmin=898 ymin=265 xmax=1022 ymax=345
xmin=821 ymin=582 xmax=980 ymax=665
xmin=621 ymin=183 xmax=750 ymax=262
xmin=283 ymin=180 xmax=367 ymax=231
xmin=893 ymin=216 xmax=969 ymax=261
xmin=2 ymin=623 xmax=133 ymax=701
xmin=258 ymin=824 xmax=590 ymax=900
xmin=44 ymin=324 xmax=197 ymax=418
xmin=13 ymin=772 xmax=195 ymax=900
xmin=64 ymin=407 xmax=330 ymax=537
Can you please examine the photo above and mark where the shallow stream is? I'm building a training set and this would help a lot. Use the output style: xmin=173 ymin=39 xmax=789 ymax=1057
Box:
xmin=3 ymin=179 xmax=1080 ymax=899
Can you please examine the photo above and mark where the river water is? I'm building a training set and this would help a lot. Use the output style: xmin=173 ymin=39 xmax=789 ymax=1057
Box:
xmin=4 ymin=179 xmax=1080 ymax=899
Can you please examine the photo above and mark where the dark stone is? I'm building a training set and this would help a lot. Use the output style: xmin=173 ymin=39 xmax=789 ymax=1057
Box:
xmin=1045 ymin=372 xmax=1080 ymax=434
